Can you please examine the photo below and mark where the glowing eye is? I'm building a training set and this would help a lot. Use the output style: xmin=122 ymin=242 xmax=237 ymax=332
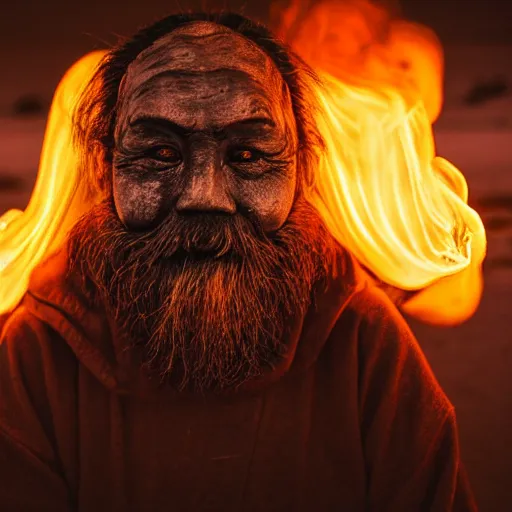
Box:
xmin=239 ymin=150 xmax=253 ymax=161
xmin=230 ymin=148 xmax=259 ymax=163
xmin=154 ymin=147 xmax=182 ymax=163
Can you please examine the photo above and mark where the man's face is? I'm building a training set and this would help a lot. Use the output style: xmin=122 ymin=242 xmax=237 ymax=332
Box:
xmin=112 ymin=21 xmax=299 ymax=234
xmin=70 ymin=21 xmax=336 ymax=391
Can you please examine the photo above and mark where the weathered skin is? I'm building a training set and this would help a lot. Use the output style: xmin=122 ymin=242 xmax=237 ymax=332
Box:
xmin=113 ymin=21 xmax=299 ymax=232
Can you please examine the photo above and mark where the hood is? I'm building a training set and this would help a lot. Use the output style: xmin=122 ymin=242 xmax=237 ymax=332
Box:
xmin=22 ymin=244 xmax=368 ymax=397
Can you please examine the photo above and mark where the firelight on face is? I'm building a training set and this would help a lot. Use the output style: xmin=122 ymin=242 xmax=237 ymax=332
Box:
xmin=112 ymin=22 xmax=299 ymax=234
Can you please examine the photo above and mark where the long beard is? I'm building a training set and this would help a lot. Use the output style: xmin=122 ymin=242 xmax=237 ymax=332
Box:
xmin=68 ymin=197 xmax=339 ymax=391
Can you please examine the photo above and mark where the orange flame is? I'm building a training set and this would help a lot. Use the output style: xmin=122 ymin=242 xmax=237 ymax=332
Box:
xmin=0 ymin=51 xmax=105 ymax=312
xmin=274 ymin=0 xmax=486 ymax=323
xmin=310 ymin=75 xmax=485 ymax=289
xmin=272 ymin=0 xmax=444 ymax=121
xmin=0 ymin=4 xmax=486 ymax=326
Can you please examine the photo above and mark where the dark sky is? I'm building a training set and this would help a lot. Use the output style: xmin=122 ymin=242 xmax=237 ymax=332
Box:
xmin=0 ymin=0 xmax=510 ymax=111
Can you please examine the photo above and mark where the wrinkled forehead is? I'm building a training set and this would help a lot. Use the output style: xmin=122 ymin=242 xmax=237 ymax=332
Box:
xmin=120 ymin=21 xmax=285 ymax=101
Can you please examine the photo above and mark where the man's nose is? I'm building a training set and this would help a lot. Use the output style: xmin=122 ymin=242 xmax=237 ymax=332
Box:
xmin=176 ymin=154 xmax=236 ymax=215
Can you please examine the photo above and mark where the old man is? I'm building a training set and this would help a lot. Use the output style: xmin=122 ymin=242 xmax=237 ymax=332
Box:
xmin=0 ymin=12 xmax=476 ymax=511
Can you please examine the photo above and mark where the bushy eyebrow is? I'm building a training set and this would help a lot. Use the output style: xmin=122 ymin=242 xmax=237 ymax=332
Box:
xmin=128 ymin=115 xmax=276 ymax=139
xmin=129 ymin=116 xmax=192 ymax=137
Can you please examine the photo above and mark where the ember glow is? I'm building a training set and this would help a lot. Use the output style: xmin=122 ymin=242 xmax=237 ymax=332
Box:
xmin=0 ymin=2 xmax=487 ymax=325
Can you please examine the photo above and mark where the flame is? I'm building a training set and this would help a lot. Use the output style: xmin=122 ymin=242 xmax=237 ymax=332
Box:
xmin=0 ymin=51 xmax=105 ymax=312
xmin=274 ymin=0 xmax=486 ymax=322
xmin=272 ymin=0 xmax=444 ymax=122
xmin=0 ymin=3 xmax=487 ymax=325
xmin=309 ymin=75 xmax=485 ymax=290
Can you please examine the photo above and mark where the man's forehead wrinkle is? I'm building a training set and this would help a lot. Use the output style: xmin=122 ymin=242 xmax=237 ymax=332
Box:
xmin=125 ymin=29 xmax=281 ymax=94
xmin=129 ymin=68 xmax=263 ymax=102
xmin=125 ymin=92 xmax=276 ymax=134
xmin=120 ymin=71 xmax=286 ymax=138
xmin=116 ymin=24 xmax=295 ymax=144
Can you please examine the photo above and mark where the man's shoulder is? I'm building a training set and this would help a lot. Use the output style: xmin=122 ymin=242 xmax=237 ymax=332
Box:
xmin=2 ymin=304 xmax=49 ymax=350
xmin=0 ymin=304 xmax=77 ymax=379
xmin=345 ymin=282 xmax=406 ymax=324
xmin=331 ymin=283 xmax=453 ymax=411
xmin=0 ymin=304 xmax=79 ymax=479
xmin=333 ymin=282 xmax=414 ymax=346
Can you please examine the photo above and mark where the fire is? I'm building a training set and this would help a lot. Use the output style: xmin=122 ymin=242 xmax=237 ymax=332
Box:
xmin=0 ymin=51 xmax=105 ymax=312
xmin=275 ymin=0 xmax=486 ymax=322
xmin=0 ymin=3 xmax=486 ymax=325
xmin=272 ymin=0 xmax=444 ymax=122
xmin=309 ymin=75 xmax=485 ymax=290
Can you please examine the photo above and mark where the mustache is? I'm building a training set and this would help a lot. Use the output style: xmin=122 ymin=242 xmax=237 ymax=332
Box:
xmin=69 ymin=200 xmax=300 ymax=295
xmin=69 ymin=197 xmax=338 ymax=298
xmin=135 ymin=208 xmax=268 ymax=263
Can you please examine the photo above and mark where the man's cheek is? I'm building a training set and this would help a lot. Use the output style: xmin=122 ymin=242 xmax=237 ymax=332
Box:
xmin=239 ymin=177 xmax=296 ymax=233
xmin=113 ymin=175 xmax=167 ymax=230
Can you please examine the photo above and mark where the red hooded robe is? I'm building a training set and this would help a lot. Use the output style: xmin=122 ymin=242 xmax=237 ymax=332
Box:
xmin=0 ymin=248 xmax=477 ymax=511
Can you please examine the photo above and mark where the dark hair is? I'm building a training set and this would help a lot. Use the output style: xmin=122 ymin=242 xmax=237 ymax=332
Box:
xmin=73 ymin=11 xmax=324 ymax=198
